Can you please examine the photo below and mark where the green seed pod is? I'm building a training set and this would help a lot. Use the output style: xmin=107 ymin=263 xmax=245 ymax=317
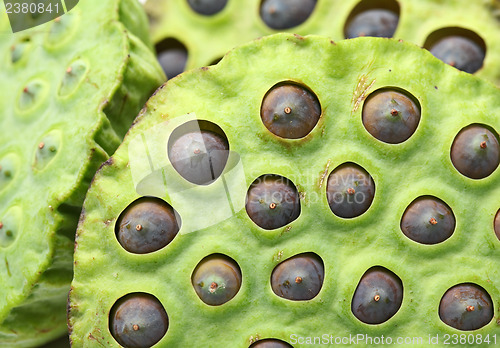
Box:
xmin=0 ymin=1 xmax=165 ymax=346
xmin=145 ymin=0 xmax=500 ymax=86
xmin=69 ymin=34 xmax=500 ymax=347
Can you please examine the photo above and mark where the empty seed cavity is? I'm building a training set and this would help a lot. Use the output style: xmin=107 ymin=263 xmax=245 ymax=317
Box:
xmin=326 ymin=162 xmax=375 ymax=218
xmin=115 ymin=197 xmax=181 ymax=254
xmin=109 ymin=293 xmax=168 ymax=348
xmin=246 ymin=174 xmax=301 ymax=230
xmin=439 ymin=283 xmax=493 ymax=330
xmin=250 ymin=338 xmax=293 ymax=347
xmin=168 ymin=120 xmax=229 ymax=185
xmin=17 ymin=79 xmax=48 ymax=112
xmin=271 ymin=252 xmax=324 ymax=301
xmin=450 ymin=124 xmax=499 ymax=179
xmin=156 ymin=38 xmax=188 ymax=79
xmin=58 ymin=59 xmax=89 ymax=97
xmin=424 ymin=28 xmax=486 ymax=74
xmin=260 ymin=0 xmax=317 ymax=30
xmin=261 ymin=82 xmax=321 ymax=139
xmin=33 ymin=130 xmax=62 ymax=171
xmin=400 ymin=196 xmax=455 ymax=245
xmin=0 ymin=153 xmax=19 ymax=193
xmin=344 ymin=0 xmax=400 ymax=39
xmin=191 ymin=254 xmax=242 ymax=306
xmin=0 ymin=206 xmax=21 ymax=248
xmin=362 ymin=88 xmax=421 ymax=144
xmin=187 ymin=0 xmax=228 ymax=15
xmin=46 ymin=10 xmax=79 ymax=47
xmin=351 ymin=266 xmax=403 ymax=324
xmin=10 ymin=37 xmax=31 ymax=64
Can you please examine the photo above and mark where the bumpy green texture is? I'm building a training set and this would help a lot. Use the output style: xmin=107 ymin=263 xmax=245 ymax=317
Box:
xmin=0 ymin=0 xmax=165 ymax=346
xmin=145 ymin=0 xmax=500 ymax=85
xmin=69 ymin=34 xmax=500 ymax=347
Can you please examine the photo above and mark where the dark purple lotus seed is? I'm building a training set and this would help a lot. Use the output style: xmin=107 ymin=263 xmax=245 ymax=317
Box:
xmin=326 ymin=163 xmax=375 ymax=218
xmin=261 ymin=83 xmax=321 ymax=139
xmin=271 ymin=253 xmax=324 ymax=301
xmin=192 ymin=254 xmax=242 ymax=306
xmin=439 ymin=283 xmax=493 ymax=331
xmin=351 ymin=267 xmax=403 ymax=324
xmin=156 ymin=38 xmax=188 ymax=79
xmin=450 ymin=125 xmax=499 ymax=179
xmin=345 ymin=9 xmax=398 ymax=39
xmin=246 ymin=174 xmax=300 ymax=230
xmin=116 ymin=197 xmax=180 ymax=254
xmin=168 ymin=129 xmax=229 ymax=185
xmin=362 ymin=89 xmax=421 ymax=144
xmin=495 ymin=210 xmax=500 ymax=241
xmin=109 ymin=293 xmax=168 ymax=348
xmin=428 ymin=36 xmax=485 ymax=74
xmin=260 ymin=0 xmax=317 ymax=30
xmin=187 ymin=0 xmax=227 ymax=15
xmin=250 ymin=339 xmax=293 ymax=347
xmin=401 ymin=196 xmax=455 ymax=244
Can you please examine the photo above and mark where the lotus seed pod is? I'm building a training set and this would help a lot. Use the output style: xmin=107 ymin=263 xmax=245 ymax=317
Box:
xmin=260 ymin=82 xmax=321 ymax=139
xmin=116 ymin=197 xmax=180 ymax=254
xmin=439 ymin=283 xmax=493 ymax=331
xmin=246 ymin=175 xmax=301 ymax=230
xmin=145 ymin=0 xmax=500 ymax=85
xmin=191 ymin=254 xmax=242 ymax=305
xmin=400 ymin=196 xmax=455 ymax=245
xmin=110 ymin=293 xmax=169 ymax=348
xmin=351 ymin=267 xmax=403 ymax=324
xmin=326 ymin=163 xmax=375 ymax=218
xmin=450 ymin=124 xmax=500 ymax=179
xmin=70 ymin=35 xmax=500 ymax=346
xmin=362 ymin=88 xmax=421 ymax=144
xmin=271 ymin=253 xmax=324 ymax=301
xmin=0 ymin=1 xmax=165 ymax=346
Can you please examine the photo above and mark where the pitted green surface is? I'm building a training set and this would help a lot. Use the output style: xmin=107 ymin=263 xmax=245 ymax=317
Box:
xmin=70 ymin=35 xmax=500 ymax=347
xmin=0 ymin=0 xmax=165 ymax=346
xmin=145 ymin=0 xmax=500 ymax=85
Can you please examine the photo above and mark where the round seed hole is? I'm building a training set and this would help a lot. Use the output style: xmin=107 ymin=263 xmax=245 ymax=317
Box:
xmin=191 ymin=254 xmax=242 ymax=306
xmin=261 ymin=82 xmax=321 ymax=139
xmin=424 ymin=28 xmax=486 ymax=74
xmin=400 ymin=196 xmax=455 ymax=245
xmin=344 ymin=0 xmax=400 ymax=39
xmin=450 ymin=124 xmax=499 ymax=179
xmin=495 ymin=209 xmax=500 ymax=241
xmin=362 ymin=88 xmax=421 ymax=144
xmin=271 ymin=252 xmax=324 ymax=301
xmin=351 ymin=266 xmax=403 ymax=324
xmin=260 ymin=0 xmax=317 ymax=30
xmin=439 ymin=283 xmax=493 ymax=331
xmin=246 ymin=174 xmax=301 ymax=230
xmin=168 ymin=120 xmax=229 ymax=185
xmin=109 ymin=293 xmax=168 ymax=348
xmin=115 ymin=197 xmax=181 ymax=254
xmin=0 ymin=206 xmax=21 ymax=248
xmin=156 ymin=38 xmax=188 ymax=79
xmin=326 ymin=162 xmax=375 ymax=219
xmin=250 ymin=338 xmax=293 ymax=347
xmin=187 ymin=0 xmax=227 ymax=15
